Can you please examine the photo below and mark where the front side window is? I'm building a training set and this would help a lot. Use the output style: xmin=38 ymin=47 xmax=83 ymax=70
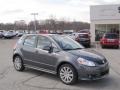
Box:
xmin=37 ymin=36 xmax=51 ymax=49
xmin=23 ymin=36 xmax=36 ymax=47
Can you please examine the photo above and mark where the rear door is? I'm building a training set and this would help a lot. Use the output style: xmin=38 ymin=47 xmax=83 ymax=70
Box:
xmin=21 ymin=35 xmax=37 ymax=66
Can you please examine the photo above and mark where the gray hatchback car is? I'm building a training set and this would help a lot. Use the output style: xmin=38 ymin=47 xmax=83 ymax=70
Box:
xmin=13 ymin=34 xmax=109 ymax=85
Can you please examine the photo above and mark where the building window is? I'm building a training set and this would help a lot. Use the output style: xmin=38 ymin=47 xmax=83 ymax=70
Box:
xmin=95 ymin=24 xmax=119 ymax=41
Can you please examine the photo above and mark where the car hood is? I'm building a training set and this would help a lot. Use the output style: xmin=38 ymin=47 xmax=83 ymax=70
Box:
xmin=4 ymin=33 xmax=14 ymax=36
xmin=67 ymin=49 xmax=106 ymax=64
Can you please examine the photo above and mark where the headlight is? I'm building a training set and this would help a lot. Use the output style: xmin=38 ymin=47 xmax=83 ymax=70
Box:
xmin=77 ymin=57 xmax=95 ymax=66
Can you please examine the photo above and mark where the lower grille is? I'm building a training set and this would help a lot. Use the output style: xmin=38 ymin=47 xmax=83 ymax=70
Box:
xmin=101 ymin=69 xmax=109 ymax=76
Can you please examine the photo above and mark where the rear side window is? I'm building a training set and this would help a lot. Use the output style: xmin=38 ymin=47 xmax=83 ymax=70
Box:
xmin=23 ymin=35 xmax=36 ymax=47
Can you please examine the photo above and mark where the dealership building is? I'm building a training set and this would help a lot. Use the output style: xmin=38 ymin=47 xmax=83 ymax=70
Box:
xmin=90 ymin=4 xmax=120 ymax=42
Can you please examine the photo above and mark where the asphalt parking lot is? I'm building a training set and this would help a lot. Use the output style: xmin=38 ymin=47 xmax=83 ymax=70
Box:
xmin=0 ymin=39 xmax=120 ymax=90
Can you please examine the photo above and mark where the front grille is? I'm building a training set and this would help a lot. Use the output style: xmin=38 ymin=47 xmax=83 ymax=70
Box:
xmin=87 ymin=69 xmax=109 ymax=79
xmin=97 ymin=61 xmax=104 ymax=65
xmin=101 ymin=70 xmax=109 ymax=76
xmin=95 ymin=59 xmax=107 ymax=65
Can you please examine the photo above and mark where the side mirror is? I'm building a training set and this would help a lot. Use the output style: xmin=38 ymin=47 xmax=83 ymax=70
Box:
xmin=43 ymin=44 xmax=54 ymax=53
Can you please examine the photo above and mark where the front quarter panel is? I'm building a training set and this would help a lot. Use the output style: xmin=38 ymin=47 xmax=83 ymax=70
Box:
xmin=54 ymin=51 xmax=80 ymax=73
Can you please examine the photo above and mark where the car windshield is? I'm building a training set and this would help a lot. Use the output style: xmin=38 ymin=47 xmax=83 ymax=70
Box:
xmin=105 ymin=34 xmax=119 ymax=39
xmin=7 ymin=32 xmax=13 ymax=34
xmin=51 ymin=35 xmax=84 ymax=50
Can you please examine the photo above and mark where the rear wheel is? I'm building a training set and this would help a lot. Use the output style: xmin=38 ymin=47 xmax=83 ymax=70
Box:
xmin=101 ymin=45 xmax=105 ymax=49
xmin=13 ymin=56 xmax=25 ymax=71
xmin=115 ymin=45 xmax=119 ymax=49
xmin=58 ymin=64 xmax=78 ymax=85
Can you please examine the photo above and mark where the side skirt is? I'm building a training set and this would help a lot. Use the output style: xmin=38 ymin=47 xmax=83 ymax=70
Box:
xmin=24 ymin=64 xmax=57 ymax=75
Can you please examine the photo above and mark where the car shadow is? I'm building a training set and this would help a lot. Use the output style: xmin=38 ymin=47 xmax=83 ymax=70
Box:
xmin=102 ymin=47 xmax=120 ymax=50
xmin=75 ymin=77 xmax=113 ymax=89
xmin=24 ymin=68 xmax=44 ymax=76
xmin=23 ymin=68 xmax=113 ymax=89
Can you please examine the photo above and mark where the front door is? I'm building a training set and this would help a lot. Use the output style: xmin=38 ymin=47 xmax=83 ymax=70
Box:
xmin=35 ymin=36 xmax=59 ymax=72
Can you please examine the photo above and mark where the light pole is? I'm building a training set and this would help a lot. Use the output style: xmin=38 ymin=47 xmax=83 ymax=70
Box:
xmin=31 ymin=13 xmax=38 ymax=33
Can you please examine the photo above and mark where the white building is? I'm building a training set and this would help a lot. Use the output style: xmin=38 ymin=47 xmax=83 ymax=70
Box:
xmin=90 ymin=4 xmax=120 ymax=42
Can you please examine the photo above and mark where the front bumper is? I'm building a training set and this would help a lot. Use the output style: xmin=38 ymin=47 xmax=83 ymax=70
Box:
xmin=78 ymin=63 xmax=109 ymax=80
xmin=102 ymin=42 xmax=119 ymax=46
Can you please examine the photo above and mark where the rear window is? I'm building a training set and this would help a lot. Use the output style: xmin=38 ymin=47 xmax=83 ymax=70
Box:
xmin=79 ymin=34 xmax=89 ymax=38
xmin=105 ymin=34 xmax=119 ymax=39
xmin=23 ymin=36 xmax=36 ymax=47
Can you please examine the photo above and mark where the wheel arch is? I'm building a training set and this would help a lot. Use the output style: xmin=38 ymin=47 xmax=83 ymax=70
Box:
xmin=56 ymin=61 xmax=78 ymax=75
xmin=13 ymin=53 xmax=23 ymax=62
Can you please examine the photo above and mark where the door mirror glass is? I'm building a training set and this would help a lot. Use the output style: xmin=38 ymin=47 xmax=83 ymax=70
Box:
xmin=37 ymin=36 xmax=57 ymax=53
xmin=43 ymin=43 xmax=54 ymax=53
xmin=43 ymin=45 xmax=51 ymax=51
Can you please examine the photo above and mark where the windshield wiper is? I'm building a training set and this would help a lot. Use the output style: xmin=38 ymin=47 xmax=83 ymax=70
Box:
xmin=72 ymin=48 xmax=83 ymax=50
xmin=63 ymin=49 xmax=73 ymax=51
xmin=63 ymin=48 xmax=82 ymax=51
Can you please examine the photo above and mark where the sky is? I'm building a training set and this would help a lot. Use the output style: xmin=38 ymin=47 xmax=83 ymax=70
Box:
xmin=0 ymin=0 xmax=120 ymax=23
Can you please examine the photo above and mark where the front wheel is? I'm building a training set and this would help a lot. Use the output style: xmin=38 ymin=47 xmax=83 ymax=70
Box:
xmin=101 ymin=45 xmax=105 ymax=49
xmin=13 ymin=56 xmax=25 ymax=71
xmin=58 ymin=64 xmax=78 ymax=85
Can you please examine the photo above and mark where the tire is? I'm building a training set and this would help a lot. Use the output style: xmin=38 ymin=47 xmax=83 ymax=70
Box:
xmin=13 ymin=56 xmax=25 ymax=71
xmin=115 ymin=45 xmax=119 ymax=49
xmin=87 ymin=44 xmax=91 ymax=48
xmin=58 ymin=64 xmax=78 ymax=85
xmin=101 ymin=45 xmax=105 ymax=49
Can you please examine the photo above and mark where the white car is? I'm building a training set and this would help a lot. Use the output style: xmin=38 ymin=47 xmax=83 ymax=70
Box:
xmin=3 ymin=31 xmax=16 ymax=38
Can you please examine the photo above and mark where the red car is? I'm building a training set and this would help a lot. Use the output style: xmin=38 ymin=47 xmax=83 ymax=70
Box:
xmin=100 ymin=33 xmax=119 ymax=49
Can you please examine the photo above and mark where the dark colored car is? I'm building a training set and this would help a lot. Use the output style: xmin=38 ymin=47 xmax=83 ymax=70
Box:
xmin=100 ymin=33 xmax=119 ymax=49
xmin=0 ymin=31 xmax=3 ymax=38
xmin=75 ymin=33 xmax=91 ymax=47
xmin=13 ymin=34 xmax=109 ymax=85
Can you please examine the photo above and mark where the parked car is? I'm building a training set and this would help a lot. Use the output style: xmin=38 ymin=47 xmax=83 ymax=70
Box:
xmin=16 ymin=31 xmax=24 ymax=37
xmin=0 ymin=31 xmax=4 ymax=38
xmin=75 ymin=33 xmax=91 ymax=47
xmin=3 ymin=31 xmax=16 ymax=39
xmin=100 ymin=33 xmax=119 ymax=49
xmin=79 ymin=29 xmax=90 ymax=34
xmin=13 ymin=34 xmax=109 ymax=85
xmin=63 ymin=30 xmax=73 ymax=35
xmin=50 ymin=32 xmax=63 ymax=35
